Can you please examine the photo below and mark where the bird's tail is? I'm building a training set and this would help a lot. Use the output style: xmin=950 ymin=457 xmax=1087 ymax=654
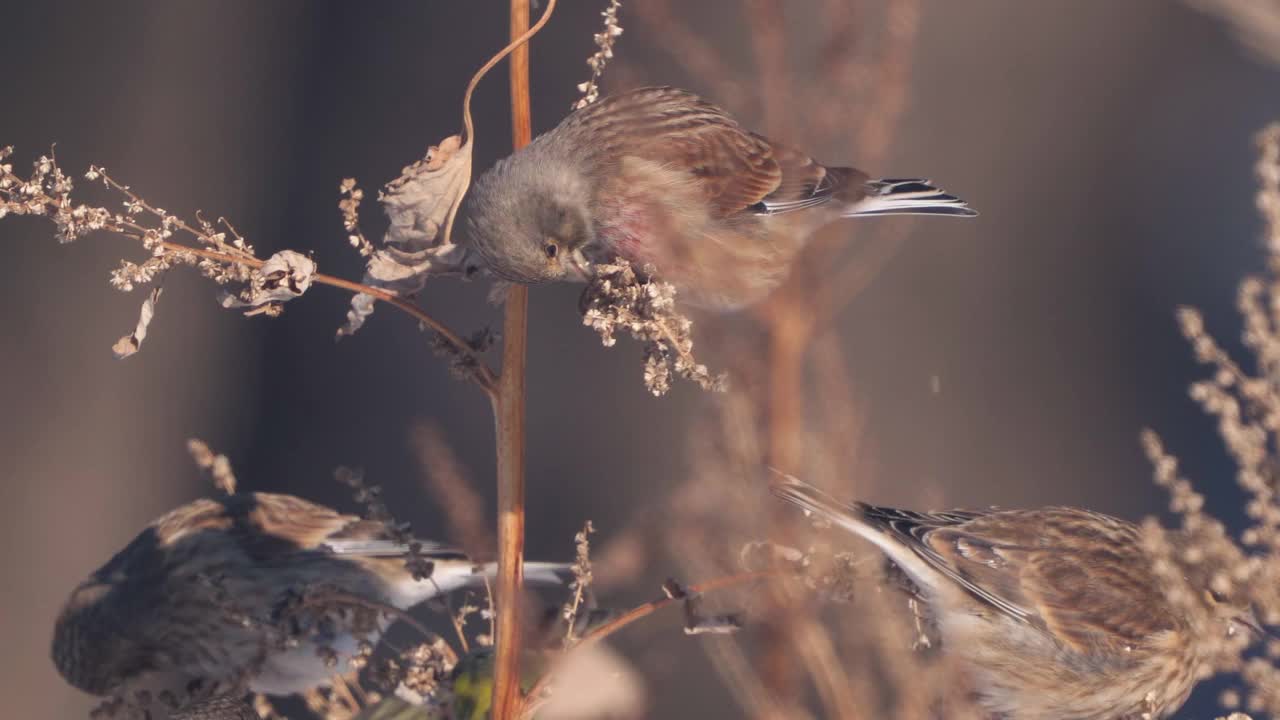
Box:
xmin=473 ymin=561 xmax=577 ymax=588
xmin=382 ymin=559 xmax=576 ymax=608
xmin=768 ymin=473 xmax=871 ymax=534
xmin=845 ymin=178 xmax=978 ymax=218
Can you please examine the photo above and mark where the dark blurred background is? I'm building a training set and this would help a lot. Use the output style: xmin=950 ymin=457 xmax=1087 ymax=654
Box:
xmin=3 ymin=1 xmax=1280 ymax=717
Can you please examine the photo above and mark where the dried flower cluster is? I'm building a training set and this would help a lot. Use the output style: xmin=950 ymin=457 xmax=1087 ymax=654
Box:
xmin=0 ymin=147 xmax=321 ymax=352
xmin=188 ymin=438 xmax=239 ymax=495
xmin=572 ymin=0 xmax=624 ymax=110
xmin=1139 ymin=124 xmax=1280 ymax=717
xmin=580 ymin=260 xmax=726 ymax=396
xmin=340 ymin=178 xmax=375 ymax=258
xmin=559 ymin=521 xmax=596 ymax=646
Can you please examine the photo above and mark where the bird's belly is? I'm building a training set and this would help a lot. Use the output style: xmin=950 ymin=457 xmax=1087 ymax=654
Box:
xmin=249 ymin=632 xmax=368 ymax=696
xmin=596 ymin=164 xmax=806 ymax=309
xmin=596 ymin=213 xmax=798 ymax=309
xmin=943 ymin=613 xmax=1174 ymax=720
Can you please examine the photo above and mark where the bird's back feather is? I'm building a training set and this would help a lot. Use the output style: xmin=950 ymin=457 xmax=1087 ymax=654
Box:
xmin=770 ymin=475 xmax=1182 ymax=654
xmin=555 ymin=86 xmax=781 ymax=217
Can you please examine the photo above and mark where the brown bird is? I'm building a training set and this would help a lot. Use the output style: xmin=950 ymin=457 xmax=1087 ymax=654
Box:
xmin=52 ymin=492 xmax=572 ymax=703
xmin=464 ymin=86 xmax=976 ymax=310
xmin=771 ymin=475 xmax=1263 ymax=720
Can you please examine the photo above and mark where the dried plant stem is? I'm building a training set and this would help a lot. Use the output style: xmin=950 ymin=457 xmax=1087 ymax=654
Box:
xmin=150 ymin=240 xmax=499 ymax=396
xmin=765 ymin=308 xmax=814 ymax=471
xmin=520 ymin=571 xmax=775 ymax=714
xmin=756 ymin=320 xmax=809 ymax=715
xmin=744 ymin=0 xmax=792 ymax=138
xmin=491 ymin=0 xmax=533 ymax=716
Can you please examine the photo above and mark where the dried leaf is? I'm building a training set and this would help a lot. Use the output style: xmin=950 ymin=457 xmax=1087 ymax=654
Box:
xmin=112 ymin=285 xmax=162 ymax=358
xmin=382 ymin=134 xmax=472 ymax=251
xmin=218 ymin=249 xmax=317 ymax=316
xmin=338 ymin=136 xmax=476 ymax=338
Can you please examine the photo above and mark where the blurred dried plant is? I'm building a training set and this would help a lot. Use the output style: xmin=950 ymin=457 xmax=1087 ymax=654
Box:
xmin=0 ymin=145 xmax=498 ymax=393
xmin=615 ymin=1 xmax=933 ymax=713
xmin=1137 ymin=123 xmax=1280 ymax=718
xmin=1187 ymin=0 xmax=1280 ymax=68
xmin=572 ymin=0 xmax=623 ymax=110
xmin=580 ymin=260 xmax=727 ymax=396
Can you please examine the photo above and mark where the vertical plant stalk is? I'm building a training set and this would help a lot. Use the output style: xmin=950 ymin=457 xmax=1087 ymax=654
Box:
xmin=491 ymin=0 xmax=532 ymax=716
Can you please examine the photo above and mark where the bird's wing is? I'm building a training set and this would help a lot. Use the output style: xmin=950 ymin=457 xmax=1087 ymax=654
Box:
xmin=921 ymin=509 xmax=1178 ymax=653
xmin=855 ymin=503 xmax=1038 ymax=623
xmin=564 ymin=86 xmax=782 ymax=217
xmin=771 ymin=478 xmax=1031 ymax=620
xmin=319 ymin=512 xmax=469 ymax=560
xmin=776 ymin=479 xmax=1179 ymax=655
xmin=319 ymin=537 xmax=468 ymax=560
xmin=754 ymin=141 xmax=868 ymax=215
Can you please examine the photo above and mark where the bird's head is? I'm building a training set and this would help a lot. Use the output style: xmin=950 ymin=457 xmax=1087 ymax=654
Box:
xmin=464 ymin=147 xmax=595 ymax=284
xmin=52 ymin=580 xmax=136 ymax=696
xmin=1198 ymin=584 xmax=1268 ymax=642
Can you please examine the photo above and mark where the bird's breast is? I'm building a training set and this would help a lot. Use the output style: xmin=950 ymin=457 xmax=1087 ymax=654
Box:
xmin=593 ymin=163 xmax=797 ymax=309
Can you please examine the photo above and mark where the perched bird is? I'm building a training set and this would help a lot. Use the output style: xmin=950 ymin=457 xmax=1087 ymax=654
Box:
xmin=52 ymin=492 xmax=573 ymax=704
xmin=771 ymin=475 xmax=1263 ymax=720
xmin=464 ymin=86 xmax=976 ymax=309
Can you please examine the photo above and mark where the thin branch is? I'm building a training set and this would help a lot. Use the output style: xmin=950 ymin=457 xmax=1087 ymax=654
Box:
xmin=519 ymin=571 xmax=774 ymax=715
xmin=153 ymin=239 xmax=499 ymax=396
xmin=460 ymin=0 xmax=559 ymax=144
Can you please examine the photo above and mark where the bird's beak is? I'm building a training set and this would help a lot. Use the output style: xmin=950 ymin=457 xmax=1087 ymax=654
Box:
xmin=566 ymin=248 xmax=594 ymax=281
xmin=1234 ymin=607 xmax=1273 ymax=641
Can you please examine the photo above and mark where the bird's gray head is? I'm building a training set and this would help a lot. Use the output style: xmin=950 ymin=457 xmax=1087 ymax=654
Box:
xmin=52 ymin=580 xmax=137 ymax=695
xmin=463 ymin=147 xmax=595 ymax=284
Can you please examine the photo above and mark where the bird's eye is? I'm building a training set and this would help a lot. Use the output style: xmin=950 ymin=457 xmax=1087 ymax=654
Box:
xmin=1206 ymin=588 xmax=1227 ymax=604
xmin=544 ymin=242 xmax=558 ymax=259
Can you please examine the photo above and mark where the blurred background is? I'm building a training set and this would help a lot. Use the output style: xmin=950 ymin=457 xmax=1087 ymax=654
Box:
xmin=3 ymin=1 xmax=1280 ymax=717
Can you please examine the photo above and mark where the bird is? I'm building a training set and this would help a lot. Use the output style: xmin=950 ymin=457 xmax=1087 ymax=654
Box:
xmin=51 ymin=491 xmax=574 ymax=706
xmin=770 ymin=475 xmax=1263 ymax=720
xmin=463 ymin=86 xmax=976 ymax=310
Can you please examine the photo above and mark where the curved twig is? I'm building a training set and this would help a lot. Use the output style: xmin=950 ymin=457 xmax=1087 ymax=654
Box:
xmin=157 ymin=241 xmax=499 ymax=397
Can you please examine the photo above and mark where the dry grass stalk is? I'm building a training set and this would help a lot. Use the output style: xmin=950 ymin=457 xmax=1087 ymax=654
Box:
xmin=1136 ymin=124 xmax=1280 ymax=717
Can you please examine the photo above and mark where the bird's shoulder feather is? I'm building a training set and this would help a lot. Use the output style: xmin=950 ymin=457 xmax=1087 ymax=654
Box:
xmin=906 ymin=507 xmax=1182 ymax=654
xmin=148 ymin=493 xmax=465 ymax=560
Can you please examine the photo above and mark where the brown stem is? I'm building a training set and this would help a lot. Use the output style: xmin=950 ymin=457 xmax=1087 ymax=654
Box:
xmin=766 ymin=304 xmax=813 ymax=471
xmin=491 ymin=0 xmax=533 ymax=717
xmin=744 ymin=0 xmax=792 ymax=138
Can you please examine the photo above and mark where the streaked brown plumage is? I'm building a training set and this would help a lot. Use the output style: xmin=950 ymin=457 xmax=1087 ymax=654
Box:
xmin=772 ymin=475 xmax=1260 ymax=720
xmin=464 ymin=86 xmax=976 ymax=309
xmin=51 ymin=492 xmax=572 ymax=703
